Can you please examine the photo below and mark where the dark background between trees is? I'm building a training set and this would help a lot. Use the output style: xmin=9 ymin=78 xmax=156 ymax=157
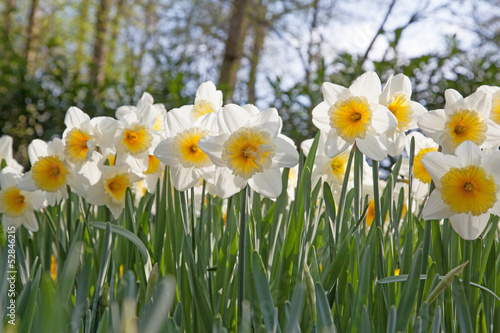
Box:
xmin=1 ymin=0 xmax=499 ymax=169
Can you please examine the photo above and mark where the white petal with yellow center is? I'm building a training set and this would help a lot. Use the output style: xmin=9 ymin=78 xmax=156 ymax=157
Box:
xmin=221 ymin=127 xmax=276 ymax=180
xmin=0 ymin=186 xmax=27 ymax=217
xmin=173 ymin=127 xmax=212 ymax=168
xmin=31 ymin=155 xmax=69 ymax=192
xmin=121 ymin=124 xmax=153 ymax=155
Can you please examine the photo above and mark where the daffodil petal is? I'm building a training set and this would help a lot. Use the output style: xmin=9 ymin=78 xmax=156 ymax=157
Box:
xmin=18 ymin=172 xmax=38 ymax=191
xmin=454 ymin=140 xmax=482 ymax=167
xmin=154 ymin=138 xmax=179 ymax=166
xmin=464 ymin=90 xmax=491 ymax=116
xmin=372 ymin=104 xmax=398 ymax=134
xmin=214 ymin=167 xmax=245 ymax=198
xmin=312 ymin=101 xmax=331 ymax=132
xmin=484 ymin=120 xmax=500 ymax=147
xmin=28 ymin=139 xmax=48 ymax=163
xmin=171 ymin=165 xmax=200 ymax=192
xmin=356 ymin=133 xmax=388 ymax=161
xmin=444 ymin=89 xmax=463 ymax=109
xmin=386 ymin=130 xmax=406 ymax=157
xmin=349 ymin=71 xmax=381 ymax=103
xmin=91 ymin=116 xmax=117 ymax=146
xmin=449 ymin=213 xmax=490 ymax=240
xmin=249 ymin=168 xmax=282 ymax=198
xmin=24 ymin=213 xmax=39 ymax=232
xmin=481 ymin=150 xmax=500 ymax=181
xmin=196 ymin=82 xmax=222 ymax=109
xmin=422 ymin=190 xmax=453 ymax=219
xmin=271 ymin=135 xmax=299 ymax=169
xmin=490 ymin=202 xmax=500 ymax=217
xmin=85 ymin=184 xmax=106 ymax=205
xmin=219 ymin=104 xmax=252 ymax=133
xmin=197 ymin=134 xmax=228 ymax=167
xmin=322 ymin=82 xmax=347 ymax=105
xmin=248 ymin=108 xmax=281 ymax=139
xmin=28 ymin=191 xmax=47 ymax=210
xmin=417 ymin=109 xmax=446 ymax=143
xmin=324 ymin=129 xmax=350 ymax=158
xmin=421 ymin=151 xmax=458 ymax=186
xmin=65 ymin=107 xmax=90 ymax=128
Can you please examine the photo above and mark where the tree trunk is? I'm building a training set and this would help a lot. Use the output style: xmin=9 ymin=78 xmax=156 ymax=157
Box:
xmin=3 ymin=0 xmax=17 ymax=38
xmin=90 ymin=0 xmax=111 ymax=103
xmin=108 ymin=0 xmax=126 ymax=68
xmin=247 ymin=1 xmax=266 ymax=105
xmin=218 ymin=0 xmax=251 ymax=103
xmin=75 ymin=0 xmax=90 ymax=73
xmin=24 ymin=0 xmax=40 ymax=74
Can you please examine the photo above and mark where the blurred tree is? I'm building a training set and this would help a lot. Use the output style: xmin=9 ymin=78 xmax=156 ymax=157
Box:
xmin=0 ymin=0 xmax=499 ymax=170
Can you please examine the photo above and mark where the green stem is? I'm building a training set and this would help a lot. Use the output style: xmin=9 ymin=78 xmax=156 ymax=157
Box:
xmin=335 ymin=145 xmax=355 ymax=241
xmin=237 ymin=186 xmax=248 ymax=329
xmin=190 ymin=187 xmax=196 ymax=261
xmin=354 ymin=147 xmax=362 ymax=223
xmin=463 ymin=239 xmax=472 ymax=300
xmin=372 ymin=160 xmax=381 ymax=229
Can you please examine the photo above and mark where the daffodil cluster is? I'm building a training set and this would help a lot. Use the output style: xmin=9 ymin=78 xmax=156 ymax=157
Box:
xmin=1 ymin=75 xmax=500 ymax=241
xmin=0 ymin=82 xmax=300 ymax=231
xmin=310 ymin=71 xmax=500 ymax=240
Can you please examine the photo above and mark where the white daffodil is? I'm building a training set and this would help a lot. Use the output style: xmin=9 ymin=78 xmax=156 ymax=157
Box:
xmin=126 ymin=154 xmax=164 ymax=194
xmin=18 ymin=138 xmax=91 ymax=206
xmin=0 ymin=167 xmax=46 ymax=231
xmin=312 ymin=71 xmax=398 ymax=161
xmin=477 ymin=85 xmax=500 ymax=126
xmin=400 ymin=131 xmax=439 ymax=201
xmin=185 ymin=81 xmax=223 ymax=120
xmin=301 ymin=134 xmax=350 ymax=191
xmin=85 ymin=162 xmax=142 ymax=219
xmin=114 ymin=93 xmax=163 ymax=164
xmin=198 ymin=104 xmax=299 ymax=198
xmin=62 ymin=107 xmax=117 ymax=164
xmin=116 ymin=92 xmax=167 ymax=136
xmin=0 ymin=135 xmax=23 ymax=173
xmin=421 ymin=140 xmax=500 ymax=240
xmin=154 ymin=108 xmax=218 ymax=191
xmin=379 ymin=74 xmax=427 ymax=156
xmin=418 ymin=89 xmax=500 ymax=154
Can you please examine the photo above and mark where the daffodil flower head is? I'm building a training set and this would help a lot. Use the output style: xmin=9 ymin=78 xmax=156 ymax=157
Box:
xmin=19 ymin=138 xmax=90 ymax=205
xmin=312 ymin=71 xmax=398 ymax=161
xmin=0 ymin=167 xmax=46 ymax=231
xmin=85 ymin=162 xmax=143 ymax=218
xmin=401 ymin=132 xmax=440 ymax=202
xmin=154 ymin=108 xmax=218 ymax=191
xmin=115 ymin=107 xmax=160 ymax=163
xmin=379 ymin=74 xmax=427 ymax=156
xmin=301 ymin=133 xmax=350 ymax=190
xmin=62 ymin=107 xmax=117 ymax=164
xmin=191 ymin=81 xmax=223 ymax=120
xmin=418 ymin=89 xmax=500 ymax=154
xmin=198 ymin=104 xmax=299 ymax=198
xmin=421 ymin=140 xmax=500 ymax=240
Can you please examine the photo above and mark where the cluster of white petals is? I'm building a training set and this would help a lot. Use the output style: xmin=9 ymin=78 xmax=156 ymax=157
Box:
xmin=1 ymin=75 xmax=500 ymax=240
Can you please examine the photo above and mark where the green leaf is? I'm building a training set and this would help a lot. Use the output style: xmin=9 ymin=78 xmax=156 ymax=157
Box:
xmin=387 ymin=305 xmax=397 ymax=333
xmin=284 ymin=284 xmax=306 ymax=333
xmin=452 ymin=279 xmax=473 ymax=333
xmin=92 ymin=222 xmax=150 ymax=264
xmin=396 ymin=248 xmax=422 ymax=331
xmin=315 ymin=282 xmax=335 ymax=331
xmin=352 ymin=246 xmax=372 ymax=333
xmin=426 ymin=261 xmax=468 ymax=304
xmin=252 ymin=251 xmax=279 ymax=332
